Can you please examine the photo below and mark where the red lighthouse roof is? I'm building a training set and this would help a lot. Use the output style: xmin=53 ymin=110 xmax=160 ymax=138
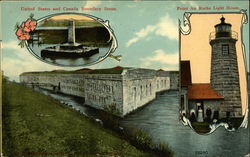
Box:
xmin=188 ymin=83 xmax=224 ymax=100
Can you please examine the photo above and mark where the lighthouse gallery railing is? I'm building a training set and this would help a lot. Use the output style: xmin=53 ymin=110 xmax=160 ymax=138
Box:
xmin=209 ymin=31 xmax=238 ymax=42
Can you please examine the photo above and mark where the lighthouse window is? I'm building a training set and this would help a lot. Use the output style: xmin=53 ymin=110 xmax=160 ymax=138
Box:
xmin=222 ymin=44 xmax=229 ymax=55
xmin=221 ymin=25 xmax=230 ymax=32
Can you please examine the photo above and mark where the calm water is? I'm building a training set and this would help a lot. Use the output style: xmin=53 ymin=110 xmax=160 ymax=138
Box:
xmin=121 ymin=91 xmax=249 ymax=157
xmin=38 ymin=89 xmax=249 ymax=157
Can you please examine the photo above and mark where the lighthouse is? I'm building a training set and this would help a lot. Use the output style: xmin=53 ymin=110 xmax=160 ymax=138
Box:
xmin=210 ymin=16 xmax=242 ymax=118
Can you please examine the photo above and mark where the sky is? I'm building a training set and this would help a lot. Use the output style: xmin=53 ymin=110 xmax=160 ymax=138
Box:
xmin=50 ymin=14 xmax=94 ymax=21
xmin=0 ymin=1 xmax=249 ymax=82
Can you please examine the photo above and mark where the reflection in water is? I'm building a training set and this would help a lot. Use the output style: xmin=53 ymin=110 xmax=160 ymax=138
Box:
xmin=37 ymin=89 xmax=249 ymax=157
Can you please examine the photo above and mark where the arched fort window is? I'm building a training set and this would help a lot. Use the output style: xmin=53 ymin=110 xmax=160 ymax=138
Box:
xmin=133 ymin=87 xmax=136 ymax=101
xmin=140 ymin=86 xmax=142 ymax=100
xmin=150 ymin=83 xmax=152 ymax=95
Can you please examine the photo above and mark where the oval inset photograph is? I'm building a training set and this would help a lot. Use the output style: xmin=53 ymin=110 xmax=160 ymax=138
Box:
xmin=26 ymin=13 xmax=116 ymax=66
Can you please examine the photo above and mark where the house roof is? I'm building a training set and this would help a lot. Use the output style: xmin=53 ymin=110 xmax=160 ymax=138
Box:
xmin=112 ymin=66 xmax=124 ymax=69
xmin=188 ymin=83 xmax=224 ymax=100
xmin=75 ymin=68 xmax=92 ymax=72
xmin=157 ymin=69 xmax=164 ymax=71
xmin=181 ymin=60 xmax=192 ymax=86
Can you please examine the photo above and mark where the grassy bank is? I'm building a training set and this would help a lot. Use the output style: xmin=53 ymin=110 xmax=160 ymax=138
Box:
xmin=191 ymin=122 xmax=211 ymax=134
xmin=2 ymin=79 xmax=155 ymax=157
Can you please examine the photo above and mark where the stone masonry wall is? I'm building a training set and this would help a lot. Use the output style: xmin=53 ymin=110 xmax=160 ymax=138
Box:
xmin=210 ymin=38 xmax=242 ymax=117
xmin=122 ymin=78 xmax=156 ymax=115
xmin=20 ymin=68 xmax=172 ymax=117
xmin=156 ymin=77 xmax=170 ymax=92
xmin=122 ymin=68 xmax=170 ymax=116
xmin=203 ymin=101 xmax=221 ymax=119
xmin=170 ymin=71 xmax=179 ymax=90
xmin=84 ymin=74 xmax=123 ymax=116
xmin=20 ymin=73 xmax=85 ymax=97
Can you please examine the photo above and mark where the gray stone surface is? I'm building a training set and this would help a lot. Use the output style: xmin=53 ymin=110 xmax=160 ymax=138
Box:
xmin=20 ymin=68 xmax=179 ymax=117
xmin=170 ymin=71 xmax=179 ymax=90
xmin=20 ymin=73 xmax=86 ymax=97
xmin=68 ymin=20 xmax=75 ymax=44
xmin=210 ymin=37 xmax=242 ymax=117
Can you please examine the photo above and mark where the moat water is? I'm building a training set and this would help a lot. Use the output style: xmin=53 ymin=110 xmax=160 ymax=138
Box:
xmin=38 ymin=89 xmax=249 ymax=157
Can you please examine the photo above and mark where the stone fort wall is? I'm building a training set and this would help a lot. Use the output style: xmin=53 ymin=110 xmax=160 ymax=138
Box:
xmin=84 ymin=74 xmax=123 ymax=116
xmin=122 ymin=69 xmax=158 ymax=115
xmin=20 ymin=73 xmax=86 ymax=97
xmin=20 ymin=68 xmax=178 ymax=117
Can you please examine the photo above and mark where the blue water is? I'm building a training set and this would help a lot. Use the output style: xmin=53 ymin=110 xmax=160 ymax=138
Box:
xmin=121 ymin=91 xmax=249 ymax=157
xmin=38 ymin=89 xmax=249 ymax=157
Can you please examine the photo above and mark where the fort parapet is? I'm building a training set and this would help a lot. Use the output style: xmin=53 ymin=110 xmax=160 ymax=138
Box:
xmin=20 ymin=67 xmax=178 ymax=117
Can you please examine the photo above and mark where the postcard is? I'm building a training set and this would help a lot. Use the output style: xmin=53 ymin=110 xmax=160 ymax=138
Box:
xmin=0 ymin=1 xmax=249 ymax=157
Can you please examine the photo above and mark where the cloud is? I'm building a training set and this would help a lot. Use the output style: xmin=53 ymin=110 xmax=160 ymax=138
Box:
xmin=155 ymin=15 xmax=178 ymax=40
xmin=140 ymin=49 xmax=178 ymax=70
xmin=126 ymin=25 xmax=156 ymax=46
xmin=2 ymin=40 xmax=27 ymax=59
xmin=126 ymin=38 xmax=139 ymax=47
xmin=2 ymin=40 xmax=74 ymax=81
xmin=126 ymin=14 xmax=178 ymax=47
xmin=83 ymin=1 xmax=102 ymax=8
xmin=136 ymin=25 xmax=156 ymax=38
xmin=180 ymin=1 xmax=198 ymax=8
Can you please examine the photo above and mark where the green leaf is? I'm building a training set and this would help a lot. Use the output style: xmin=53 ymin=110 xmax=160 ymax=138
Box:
xmin=18 ymin=41 xmax=25 ymax=48
xmin=14 ymin=23 xmax=19 ymax=31
xmin=29 ymin=13 xmax=34 ymax=19
xmin=109 ymin=55 xmax=122 ymax=62
xmin=21 ymin=41 xmax=25 ymax=48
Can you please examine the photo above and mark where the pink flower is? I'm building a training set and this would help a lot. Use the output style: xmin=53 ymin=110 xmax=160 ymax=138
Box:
xmin=15 ymin=18 xmax=36 ymax=41
xmin=23 ymin=19 xmax=37 ymax=32
xmin=15 ymin=28 xmax=30 ymax=40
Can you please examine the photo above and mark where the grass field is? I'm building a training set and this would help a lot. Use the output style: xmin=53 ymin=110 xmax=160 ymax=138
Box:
xmin=2 ymin=79 xmax=155 ymax=157
xmin=191 ymin=122 xmax=211 ymax=134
